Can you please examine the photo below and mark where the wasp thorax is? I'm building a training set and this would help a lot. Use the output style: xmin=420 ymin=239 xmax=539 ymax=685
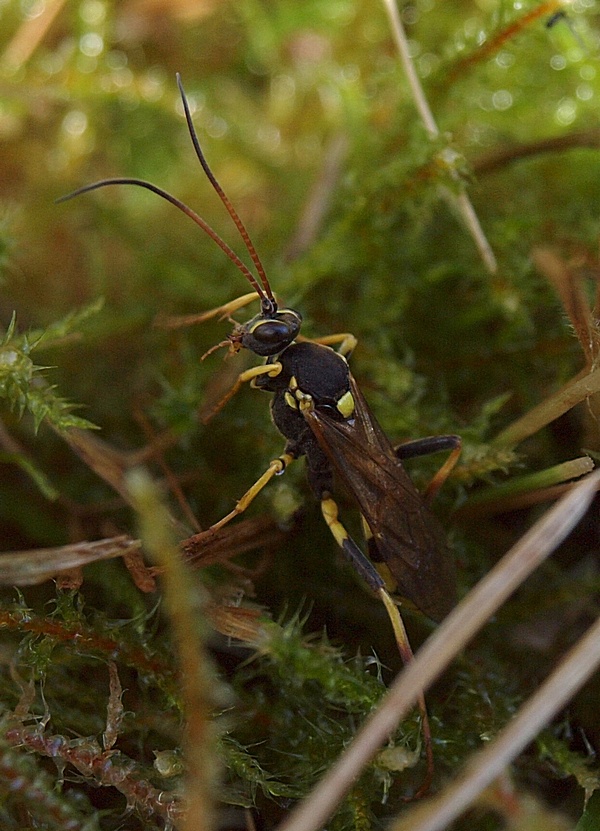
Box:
xmin=240 ymin=309 xmax=302 ymax=357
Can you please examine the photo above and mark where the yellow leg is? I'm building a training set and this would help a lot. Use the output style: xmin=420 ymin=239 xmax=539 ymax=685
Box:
xmin=321 ymin=496 xmax=350 ymax=548
xmin=395 ymin=434 xmax=462 ymax=504
xmin=423 ymin=442 xmax=462 ymax=503
xmin=322 ymin=495 xmax=434 ymax=798
xmin=155 ymin=292 xmax=260 ymax=330
xmin=321 ymin=497 xmax=387 ymax=592
xmin=302 ymin=332 xmax=357 ymax=358
xmin=201 ymin=361 xmax=283 ymax=425
xmin=378 ymin=588 xmax=434 ymax=799
xmin=210 ymin=452 xmax=296 ymax=532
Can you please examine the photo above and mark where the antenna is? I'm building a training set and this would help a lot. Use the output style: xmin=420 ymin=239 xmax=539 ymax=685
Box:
xmin=176 ymin=73 xmax=274 ymax=307
xmin=57 ymin=76 xmax=277 ymax=313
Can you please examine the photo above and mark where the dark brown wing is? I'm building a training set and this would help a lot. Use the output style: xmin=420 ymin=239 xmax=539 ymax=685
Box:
xmin=303 ymin=375 xmax=455 ymax=621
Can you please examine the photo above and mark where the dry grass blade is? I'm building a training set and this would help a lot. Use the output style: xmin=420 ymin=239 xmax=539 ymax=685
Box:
xmin=59 ymin=428 xmax=133 ymax=503
xmin=0 ymin=0 xmax=66 ymax=70
xmin=276 ymin=469 xmax=600 ymax=831
xmin=390 ymin=619 xmax=600 ymax=831
xmin=493 ymin=365 xmax=600 ymax=448
xmin=59 ymin=426 xmax=188 ymax=531
xmin=390 ymin=613 xmax=600 ymax=831
xmin=380 ymin=0 xmax=497 ymax=275
xmin=493 ymin=247 xmax=600 ymax=448
xmin=0 ymin=536 xmax=141 ymax=586
xmin=533 ymin=247 xmax=599 ymax=367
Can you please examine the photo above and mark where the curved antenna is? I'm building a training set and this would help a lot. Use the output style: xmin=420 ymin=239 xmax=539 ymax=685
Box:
xmin=176 ymin=73 xmax=275 ymax=307
xmin=56 ymin=178 xmax=268 ymax=301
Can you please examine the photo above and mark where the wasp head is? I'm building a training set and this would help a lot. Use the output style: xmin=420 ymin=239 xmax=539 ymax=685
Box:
xmin=228 ymin=307 xmax=302 ymax=357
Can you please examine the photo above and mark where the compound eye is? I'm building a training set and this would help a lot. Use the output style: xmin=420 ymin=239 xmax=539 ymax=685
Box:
xmin=253 ymin=320 xmax=291 ymax=344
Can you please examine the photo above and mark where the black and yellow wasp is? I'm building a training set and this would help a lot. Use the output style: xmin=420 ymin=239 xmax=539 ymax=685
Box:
xmin=59 ymin=75 xmax=461 ymax=792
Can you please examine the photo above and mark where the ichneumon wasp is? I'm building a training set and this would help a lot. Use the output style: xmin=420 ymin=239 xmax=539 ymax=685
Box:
xmin=59 ymin=74 xmax=461 ymax=796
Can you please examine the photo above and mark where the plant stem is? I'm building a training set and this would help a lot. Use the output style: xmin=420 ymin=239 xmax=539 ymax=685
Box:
xmin=381 ymin=0 xmax=498 ymax=275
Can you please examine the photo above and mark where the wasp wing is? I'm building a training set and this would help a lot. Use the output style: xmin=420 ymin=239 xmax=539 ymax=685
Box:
xmin=303 ymin=375 xmax=455 ymax=621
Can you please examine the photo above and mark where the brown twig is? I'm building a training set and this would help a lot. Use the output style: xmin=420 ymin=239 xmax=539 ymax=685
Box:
xmin=446 ymin=1 xmax=562 ymax=83
xmin=473 ymin=130 xmax=600 ymax=176
xmin=4 ymin=722 xmax=182 ymax=824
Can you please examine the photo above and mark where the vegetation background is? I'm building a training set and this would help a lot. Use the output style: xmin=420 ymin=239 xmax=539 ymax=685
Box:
xmin=1 ymin=0 xmax=600 ymax=829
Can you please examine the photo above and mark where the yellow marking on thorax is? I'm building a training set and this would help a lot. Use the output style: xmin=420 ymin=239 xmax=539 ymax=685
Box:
xmin=337 ymin=390 xmax=355 ymax=419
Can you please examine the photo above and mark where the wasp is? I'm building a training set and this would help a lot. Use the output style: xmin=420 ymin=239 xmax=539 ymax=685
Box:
xmin=59 ymin=74 xmax=461 ymax=794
